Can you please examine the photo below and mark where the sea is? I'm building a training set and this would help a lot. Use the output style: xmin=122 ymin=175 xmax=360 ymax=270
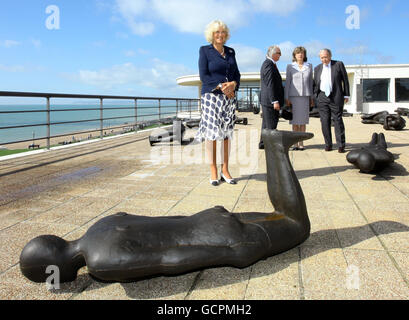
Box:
xmin=0 ymin=101 xmax=183 ymax=145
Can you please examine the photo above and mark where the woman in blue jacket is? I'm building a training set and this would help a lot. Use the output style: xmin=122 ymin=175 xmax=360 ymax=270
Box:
xmin=196 ymin=20 xmax=241 ymax=186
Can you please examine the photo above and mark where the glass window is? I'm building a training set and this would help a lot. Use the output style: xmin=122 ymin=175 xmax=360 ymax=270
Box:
xmin=362 ymin=79 xmax=390 ymax=102
xmin=237 ymin=85 xmax=260 ymax=112
xmin=396 ymin=78 xmax=409 ymax=102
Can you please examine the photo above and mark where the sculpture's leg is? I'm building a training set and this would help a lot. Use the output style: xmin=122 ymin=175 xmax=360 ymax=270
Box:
xmin=261 ymin=130 xmax=313 ymax=226
xmin=369 ymin=132 xmax=378 ymax=146
xmin=377 ymin=133 xmax=388 ymax=149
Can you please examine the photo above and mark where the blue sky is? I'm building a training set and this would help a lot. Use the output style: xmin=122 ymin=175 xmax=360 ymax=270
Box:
xmin=0 ymin=0 xmax=408 ymax=101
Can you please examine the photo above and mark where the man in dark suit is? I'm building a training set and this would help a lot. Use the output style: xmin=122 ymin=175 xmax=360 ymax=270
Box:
xmin=313 ymin=49 xmax=350 ymax=153
xmin=259 ymin=45 xmax=284 ymax=149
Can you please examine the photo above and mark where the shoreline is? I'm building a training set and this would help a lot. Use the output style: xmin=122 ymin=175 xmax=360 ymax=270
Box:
xmin=0 ymin=126 xmax=134 ymax=151
xmin=0 ymin=118 xmax=177 ymax=151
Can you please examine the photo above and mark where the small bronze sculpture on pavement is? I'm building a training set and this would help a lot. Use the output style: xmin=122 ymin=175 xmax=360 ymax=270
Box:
xmin=361 ymin=111 xmax=406 ymax=130
xmin=395 ymin=107 xmax=409 ymax=118
xmin=346 ymin=132 xmax=394 ymax=173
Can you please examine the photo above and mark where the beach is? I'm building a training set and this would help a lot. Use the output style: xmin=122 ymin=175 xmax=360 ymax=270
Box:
xmin=1 ymin=126 xmax=130 ymax=151
xmin=0 ymin=119 xmax=177 ymax=151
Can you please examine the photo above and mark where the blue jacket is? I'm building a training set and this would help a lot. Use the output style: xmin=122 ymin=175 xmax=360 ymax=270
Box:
xmin=198 ymin=45 xmax=241 ymax=95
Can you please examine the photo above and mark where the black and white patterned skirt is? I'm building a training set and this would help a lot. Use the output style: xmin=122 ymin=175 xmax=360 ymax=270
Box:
xmin=195 ymin=93 xmax=237 ymax=142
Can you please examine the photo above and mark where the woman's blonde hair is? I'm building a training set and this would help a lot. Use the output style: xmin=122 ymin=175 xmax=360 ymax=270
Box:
xmin=204 ymin=20 xmax=230 ymax=44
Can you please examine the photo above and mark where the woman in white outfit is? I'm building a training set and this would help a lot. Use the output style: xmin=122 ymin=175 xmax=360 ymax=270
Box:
xmin=285 ymin=47 xmax=314 ymax=150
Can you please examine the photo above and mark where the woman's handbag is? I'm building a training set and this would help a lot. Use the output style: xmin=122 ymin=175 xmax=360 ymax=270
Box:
xmin=279 ymin=105 xmax=293 ymax=121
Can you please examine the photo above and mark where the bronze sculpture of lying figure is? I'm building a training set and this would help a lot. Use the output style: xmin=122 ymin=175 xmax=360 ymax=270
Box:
xmin=361 ymin=111 xmax=406 ymax=130
xmin=20 ymin=129 xmax=313 ymax=283
xmin=395 ymin=107 xmax=409 ymax=117
xmin=346 ymin=132 xmax=394 ymax=173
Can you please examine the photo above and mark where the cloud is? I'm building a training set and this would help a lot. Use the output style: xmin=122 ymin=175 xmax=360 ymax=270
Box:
xmin=268 ymin=40 xmax=321 ymax=63
xmin=232 ymin=44 xmax=265 ymax=72
xmin=95 ymin=0 xmax=113 ymax=12
xmin=250 ymin=0 xmax=304 ymax=16
xmin=276 ymin=41 xmax=297 ymax=63
xmin=383 ymin=0 xmax=396 ymax=14
xmin=0 ymin=64 xmax=25 ymax=72
xmin=92 ymin=40 xmax=107 ymax=48
xmin=71 ymin=59 xmax=194 ymax=91
xmin=337 ymin=45 xmax=370 ymax=56
xmin=334 ymin=40 xmax=396 ymax=65
xmin=0 ymin=40 xmax=21 ymax=48
xmin=114 ymin=0 xmax=304 ymax=36
xmin=30 ymin=39 xmax=42 ymax=48
xmin=150 ymin=0 xmax=249 ymax=33
xmin=303 ymin=40 xmax=328 ymax=58
xmin=0 ymin=64 xmax=45 ymax=73
xmin=137 ymin=48 xmax=150 ymax=55
xmin=124 ymin=50 xmax=136 ymax=57
xmin=115 ymin=0 xmax=155 ymax=36
xmin=126 ymin=21 xmax=155 ymax=36
xmin=375 ymin=55 xmax=394 ymax=64
xmin=232 ymin=40 xmax=327 ymax=70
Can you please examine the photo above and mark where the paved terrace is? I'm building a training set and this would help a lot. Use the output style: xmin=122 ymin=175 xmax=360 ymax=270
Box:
xmin=0 ymin=112 xmax=408 ymax=300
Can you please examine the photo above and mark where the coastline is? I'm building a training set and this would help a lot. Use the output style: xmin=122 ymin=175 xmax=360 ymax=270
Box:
xmin=1 ymin=127 xmax=127 ymax=151
xmin=0 ymin=119 xmax=175 ymax=152
xmin=0 ymin=102 xmax=185 ymax=150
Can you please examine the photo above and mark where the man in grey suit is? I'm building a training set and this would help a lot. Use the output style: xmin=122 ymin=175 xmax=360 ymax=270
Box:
xmin=259 ymin=45 xmax=284 ymax=150
xmin=313 ymin=49 xmax=350 ymax=153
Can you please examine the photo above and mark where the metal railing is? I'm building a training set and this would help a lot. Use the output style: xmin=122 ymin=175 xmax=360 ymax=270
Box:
xmin=0 ymin=91 xmax=200 ymax=149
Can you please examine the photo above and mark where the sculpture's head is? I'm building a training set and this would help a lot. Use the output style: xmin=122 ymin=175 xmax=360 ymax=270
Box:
xmin=356 ymin=151 xmax=376 ymax=173
xmin=384 ymin=115 xmax=406 ymax=130
xmin=20 ymin=235 xmax=78 ymax=283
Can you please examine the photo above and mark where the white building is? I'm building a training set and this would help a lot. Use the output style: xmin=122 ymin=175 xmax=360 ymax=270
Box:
xmin=177 ymin=64 xmax=409 ymax=114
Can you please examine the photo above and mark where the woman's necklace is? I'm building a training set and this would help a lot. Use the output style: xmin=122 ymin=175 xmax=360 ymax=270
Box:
xmin=214 ymin=45 xmax=225 ymax=57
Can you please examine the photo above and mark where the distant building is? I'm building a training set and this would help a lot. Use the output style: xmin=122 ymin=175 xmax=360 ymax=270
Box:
xmin=177 ymin=64 xmax=409 ymax=114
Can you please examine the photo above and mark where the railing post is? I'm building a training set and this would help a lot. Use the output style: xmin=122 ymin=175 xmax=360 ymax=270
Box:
xmin=134 ymin=98 xmax=138 ymax=130
xmin=189 ymin=100 xmax=192 ymax=119
xmin=176 ymin=99 xmax=179 ymax=118
xmin=100 ymin=98 xmax=103 ymax=139
xmin=158 ymin=99 xmax=161 ymax=121
xmin=46 ymin=97 xmax=50 ymax=149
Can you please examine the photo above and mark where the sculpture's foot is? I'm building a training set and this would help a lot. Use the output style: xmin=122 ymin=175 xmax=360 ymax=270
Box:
xmin=368 ymin=132 xmax=378 ymax=146
xmin=377 ymin=133 xmax=388 ymax=149
xmin=261 ymin=129 xmax=314 ymax=152
xmin=367 ymin=132 xmax=387 ymax=149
